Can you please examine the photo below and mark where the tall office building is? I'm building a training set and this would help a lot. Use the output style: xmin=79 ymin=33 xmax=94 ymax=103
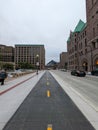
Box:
xmin=0 ymin=44 xmax=14 ymax=69
xmin=15 ymin=44 xmax=45 ymax=69
xmin=59 ymin=52 xmax=68 ymax=69
xmin=0 ymin=44 xmax=14 ymax=62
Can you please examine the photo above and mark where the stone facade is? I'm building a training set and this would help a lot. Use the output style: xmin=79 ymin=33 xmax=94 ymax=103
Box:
xmin=67 ymin=0 xmax=98 ymax=72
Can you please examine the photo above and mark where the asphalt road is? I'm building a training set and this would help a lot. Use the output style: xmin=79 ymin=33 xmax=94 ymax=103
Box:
xmin=3 ymin=71 xmax=95 ymax=130
xmin=51 ymin=70 xmax=98 ymax=111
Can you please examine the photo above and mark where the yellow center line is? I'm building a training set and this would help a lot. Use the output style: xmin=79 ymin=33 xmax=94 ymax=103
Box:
xmin=47 ymin=90 xmax=51 ymax=97
xmin=47 ymin=82 xmax=50 ymax=86
xmin=47 ymin=124 xmax=52 ymax=130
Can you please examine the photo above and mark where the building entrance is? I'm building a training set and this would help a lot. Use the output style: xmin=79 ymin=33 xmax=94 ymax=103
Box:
xmin=82 ymin=62 xmax=88 ymax=71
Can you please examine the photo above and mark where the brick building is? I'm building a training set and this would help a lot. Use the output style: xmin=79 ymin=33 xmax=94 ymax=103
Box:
xmin=0 ymin=44 xmax=14 ymax=69
xmin=67 ymin=0 xmax=98 ymax=71
xmin=59 ymin=52 xmax=68 ymax=69
xmin=15 ymin=44 xmax=45 ymax=69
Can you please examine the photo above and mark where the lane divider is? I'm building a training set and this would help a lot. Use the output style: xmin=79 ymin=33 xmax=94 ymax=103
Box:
xmin=47 ymin=82 xmax=50 ymax=86
xmin=0 ymin=74 xmax=36 ymax=96
xmin=47 ymin=124 xmax=52 ymax=130
xmin=47 ymin=90 xmax=51 ymax=97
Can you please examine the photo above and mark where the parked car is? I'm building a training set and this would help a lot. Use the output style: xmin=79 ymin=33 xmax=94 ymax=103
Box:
xmin=71 ymin=70 xmax=86 ymax=77
xmin=91 ymin=68 xmax=98 ymax=76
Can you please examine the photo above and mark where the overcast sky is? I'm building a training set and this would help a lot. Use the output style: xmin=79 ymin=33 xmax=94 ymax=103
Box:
xmin=0 ymin=0 xmax=86 ymax=63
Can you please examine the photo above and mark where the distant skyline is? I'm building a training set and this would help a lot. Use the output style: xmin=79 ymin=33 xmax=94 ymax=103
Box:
xmin=0 ymin=0 xmax=86 ymax=63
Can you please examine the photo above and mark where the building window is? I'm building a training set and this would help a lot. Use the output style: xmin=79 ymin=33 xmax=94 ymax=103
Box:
xmin=85 ymin=31 xmax=86 ymax=36
xmin=96 ymin=10 xmax=98 ymax=14
xmin=83 ymin=33 xmax=84 ymax=38
xmin=75 ymin=45 xmax=77 ymax=51
xmin=97 ymin=24 xmax=98 ymax=32
xmin=75 ymin=38 xmax=76 ymax=43
xmin=95 ymin=59 xmax=98 ymax=68
xmin=92 ymin=15 xmax=94 ymax=18
xmin=96 ymin=60 xmax=98 ymax=65
xmin=81 ymin=51 xmax=83 ymax=55
xmin=75 ymin=53 xmax=77 ymax=57
xmin=85 ymin=49 xmax=87 ymax=54
xmin=93 ymin=28 xmax=95 ymax=37
xmin=81 ymin=35 xmax=82 ymax=39
xmin=85 ymin=39 xmax=87 ymax=47
xmin=92 ymin=42 xmax=96 ymax=49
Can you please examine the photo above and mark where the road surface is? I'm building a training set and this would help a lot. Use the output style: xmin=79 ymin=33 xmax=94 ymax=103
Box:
xmin=3 ymin=71 xmax=95 ymax=130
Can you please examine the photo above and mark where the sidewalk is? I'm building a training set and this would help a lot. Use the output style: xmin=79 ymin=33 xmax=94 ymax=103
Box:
xmin=0 ymin=72 xmax=36 ymax=94
xmin=86 ymin=74 xmax=98 ymax=82
xmin=0 ymin=71 xmax=45 ymax=130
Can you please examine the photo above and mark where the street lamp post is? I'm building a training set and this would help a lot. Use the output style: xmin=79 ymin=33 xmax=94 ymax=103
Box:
xmin=36 ymin=54 xmax=39 ymax=74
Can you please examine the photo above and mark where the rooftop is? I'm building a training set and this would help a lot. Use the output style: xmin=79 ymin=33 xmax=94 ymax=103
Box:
xmin=67 ymin=19 xmax=86 ymax=43
xmin=74 ymin=19 xmax=86 ymax=33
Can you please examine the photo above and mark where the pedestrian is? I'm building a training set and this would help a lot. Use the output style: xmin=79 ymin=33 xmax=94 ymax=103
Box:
xmin=0 ymin=70 xmax=7 ymax=85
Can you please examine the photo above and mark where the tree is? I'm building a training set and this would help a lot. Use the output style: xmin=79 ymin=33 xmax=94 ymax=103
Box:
xmin=2 ymin=63 xmax=14 ymax=70
xmin=18 ymin=62 xmax=35 ymax=69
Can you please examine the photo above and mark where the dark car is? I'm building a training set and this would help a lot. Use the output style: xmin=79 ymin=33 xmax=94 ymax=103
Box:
xmin=91 ymin=68 xmax=98 ymax=76
xmin=71 ymin=70 xmax=86 ymax=77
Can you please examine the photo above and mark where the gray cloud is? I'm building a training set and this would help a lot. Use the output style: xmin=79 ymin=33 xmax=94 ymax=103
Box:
xmin=0 ymin=0 xmax=86 ymax=63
